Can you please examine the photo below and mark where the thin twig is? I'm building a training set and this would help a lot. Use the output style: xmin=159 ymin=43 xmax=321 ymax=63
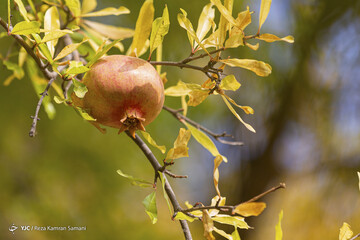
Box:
xmin=164 ymin=170 xmax=188 ymax=179
xmin=150 ymin=60 xmax=217 ymax=75
xmin=350 ymin=233 xmax=360 ymax=240
xmin=29 ymin=77 xmax=56 ymax=137
xmin=182 ymin=47 xmax=226 ymax=64
xmin=163 ymin=105 xmax=243 ymax=146
xmin=244 ymin=183 xmax=286 ymax=203
xmin=126 ymin=131 xmax=193 ymax=240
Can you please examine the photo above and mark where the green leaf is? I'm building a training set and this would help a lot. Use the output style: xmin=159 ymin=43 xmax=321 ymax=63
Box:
xmin=66 ymin=61 xmax=89 ymax=75
xmin=212 ymin=214 xmax=249 ymax=229
xmin=54 ymin=39 xmax=88 ymax=61
xmin=72 ymin=79 xmax=88 ymax=98
xmin=116 ymin=169 xmax=153 ymax=188
xmin=3 ymin=60 xmax=24 ymax=79
xmin=149 ymin=5 xmax=170 ymax=57
xmin=174 ymin=212 xmax=196 ymax=222
xmin=86 ymin=39 xmax=121 ymax=67
xmin=158 ymin=172 xmax=172 ymax=215
xmin=259 ymin=0 xmax=272 ymax=32
xmin=81 ymin=0 xmax=97 ymax=14
xmin=220 ymin=58 xmax=272 ymax=77
xmin=75 ymin=107 xmax=96 ymax=121
xmin=11 ymin=21 xmax=40 ymax=35
xmin=219 ymin=75 xmax=241 ymax=91
xmin=80 ymin=6 xmax=129 ymax=17
xmin=195 ymin=3 xmax=215 ymax=43
xmin=275 ymin=210 xmax=283 ymax=240
xmin=213 ymin=227 xmax=233 ymax=240
xmin=231 ymin=226 xmax=241 ymax=240
xmin=65 ymin=0 xmax=81 ymax=18
xmin=183 ymin=122 xmax=219 ymax=157
xmin=141 ymin=131 xmax=166 ymax=154
xmin=222 ymin=95 xmax=255 ymax=132
xmin=82 ymin=20 xmax=134 ymax=40
xmin=44 ymin=6 xmax=60 ymax=57
xmin=129 ymin=0 xmax=154 ymax=57
xmin=143 ymin=191 xmax=158 ymax=224
xmin=41 ymin=30 xmax=72 ymax=43
xmin=14 ymin=0 xmax=30 ymax=22
xmin=38 ymin=43 xmax=54 ymax=64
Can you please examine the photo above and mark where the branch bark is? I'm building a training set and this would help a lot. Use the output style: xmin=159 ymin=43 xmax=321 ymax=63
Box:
xmin=126 ymin=131 xmax=193 ymax=240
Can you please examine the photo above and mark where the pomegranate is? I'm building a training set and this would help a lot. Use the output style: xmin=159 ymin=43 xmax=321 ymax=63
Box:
xmin=72 ymin=55 xmax=164 ymax=137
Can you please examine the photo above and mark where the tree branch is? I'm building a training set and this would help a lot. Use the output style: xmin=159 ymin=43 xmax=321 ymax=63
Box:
xmin=163 ymin=105 xmax=243 ymax=146
xmin=244 ymin=183 xmax=286 ymax=203
xmin=350 ymin=233 xmax=360 ymax=240
xmin=126 ymin=131 xmax=193 ymax=240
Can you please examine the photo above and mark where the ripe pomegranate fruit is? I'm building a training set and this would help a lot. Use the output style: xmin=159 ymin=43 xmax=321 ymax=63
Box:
xmin=72 ymin=55 xmax=164 ymax=137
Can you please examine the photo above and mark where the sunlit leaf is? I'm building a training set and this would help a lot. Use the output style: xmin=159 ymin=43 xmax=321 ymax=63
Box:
xmin=54 ymin=39 xmax=88 ymax=61
xmin=196 ymin=3 xmax=215 ymax=43
xmin=257 ymin=33 xmax=294 ymax=43
xmin=65 ymin=0 xmax=81 ymax=18
xmin=166 ymin=128 xmax=191 ymax=160
xmin=357 ymin=172 xmax=360 ymax=191
xmin=81 ymin=0 xmax=97 ymax=14
xmin=149 ymin=5 xmax=170 ymax=57
xmin=158 ymin=172 xmax=172 ymax=214
xmin=80 ymin=6 xmax=130 ymax=17
xmin=203 ymin=210 xmax=215 ymax=240
xmin=129 ymin=0 xmax=154 ymax=57
xmin=14 ymin=0 xmax=30 ymax=22
xmin=26 ymin=58 xmax=56 ymax=119
xmin=41 ymin=29 xmax=72 ymax=43
xmin=44 ymin=6 xmax=60 ymax=57
xmin=225 ymin=29 xmax=244 ymax=48
xmin=211 ymin=0 xmax=237 ymax=26
xmin=209 ymin=195 xmax=226 ymax=217
xmin=258 ymin=0 xmax=272 ymax=32
xmin=181 ymin=95 xmax=188 ymax=116
xmin=339 ymin=223 xmax=353 ymax=240
xmin=116 ymin=169 xmax=153 ymax=188
xmin=143 ymin=191 xmax=158 ymax=224
xmin=220 ymin=58 xmax=272 ymax=77
xmin=174 ymin=212 xmax=196 ymax=222
xmin=72 ymin=79 xmax=88 ymax=98
xmin=37 ymin=42 xmax=54 ymax=64
xmin=244 ymin=42 xmax=259 ymax=51
xmin=231 ymin=226 xmax=241 ymax=240
xmin=236 ymin=7 xmax=252 ymax=31
xmin=222 ymin=95 xmax=255 ymax=132
xmin=213 ymin=0 xmax=234 ymax=47
xmin=234 ymin=202 xmax=266 ymax=217
xmin=187 ymin=89 xmax=209 ymax=106
xmin=82 ymin=20 xmax=134 ymax=40
xmin=219 ymin=75 xmax=241 ymax=91
xmin=66 ymin=61 xmax=89 ymax=74
xmin=212 ymin=214 xmax=249 ymax=229
xmin=165 ymin=80 xmax=193 ymax=96
xmin=3 ymin=60 xmax=25 ymax=79
xmin=213 ymin=227 xmax=233 ymax=240
xmin=275 ymin=210 xmax=283 ymax=240
xmin=75 ymin=107 xmax=96 ymax=121
xmin=11 ymin=21 xmax=40 ymax=35
xmin=86 ymin=39 xmax=121 ymax=67
xmin=213 ymin=155 xmax=224 ymax=196
xmin=223 ymin=94 xmax=254 ymax=114
xmin=141 ymin=131 xmax=166 ymax=154
xmin=184 ymin=122 xmax=219 ymax=157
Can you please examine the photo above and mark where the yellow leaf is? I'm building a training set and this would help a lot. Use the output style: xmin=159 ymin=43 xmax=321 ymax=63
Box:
xmin=339 ymin=223 xmax=353 ymax=240
xmin=236 ymin=7 xmax=252 ymax=31
xmin=209 ymin=195 xmax=226 ymax=216
xmin=81 ymin=0 xmax=97 ymax=14
xmin=44 ymin=6 xmax=60 ymax=57
xmin=178 ymin=9 xmax=210 ymax=54
xmin=220 ymin=58 xmax=272 ymax=77
xmin=212 ymin=0 xmax=234 ymax=47
xmin=212 ymin=214 xmax=249 ymax=229
xmin=166 ymin=128 xmax=191 ymax=160
xmin=11 ymin=21 xmax=40 ymax=35
xmin=184 ymin=122 xmax=219 ymax=157
xmin=223 ymin=94 xmax=254 ymax=114
xmin=358 ymin=172 xmax=360 ymax=191
xmin=184 ymin=201 xmax=203 ymax=217
xmin=245 ymin=42 xmax=259 ymax=51
xmin=222 ymin=95 xmax=255 ymax=132
xmin=234 ymin=202 xmax=266 ymax=217
xmin=165 ymin=81 xmax=192 ymax=96
xmin=187 ymin=89 xmax=209 ymax=106
xmin=174 ymin=212 xmax=196 ymax=222
xmin=80 ymin=6 xmax=130 ymax=17
xmin=211 ymin=0 xmax=237 ymax=26
xmin=257 ymin=33 xmax=294 ymax=43
xmin=225 ymin=29 xmax=244 ymax=48
xmin=149 ymin=5 xmax=170 ymax=56
xmin=181 ymin=95 xmax=188 ymax=116
xmin=141 ymin=131 xmax=166 ymax=154
xmin=213 ymin=227 xmax=233 ymax=240
xmin=196 ymin=3 xmax=215 ymax=43
xmin=14 ymin=0 xmax=30 ymax=22
xmin=203 ymin=210 xmax=215 ymax=240
xmin=258 ymin=0 xmax=272 ymax=32
xmin=65 ymin=0 xmax=81 ymax=20
xmin=219 ymin=75 xmax=241 ymax=91
xmin=275 ymin=210 xmax=283 ymax=240
xmin=82 ymin=20 xmax=134 ymax=40
xmin=41 ymin=29 xmax=73 ymax=43
xmin=129 ymin=0 xmax=154 ymax=57
xmin=54 ymin=39 xmax=88 ymax=61
xmin=213 ymin=155 xmax=224 ymax=196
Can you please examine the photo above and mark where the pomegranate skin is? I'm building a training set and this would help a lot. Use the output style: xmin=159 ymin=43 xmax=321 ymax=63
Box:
xmin=72 ymin=55 xmax=164 ymax=135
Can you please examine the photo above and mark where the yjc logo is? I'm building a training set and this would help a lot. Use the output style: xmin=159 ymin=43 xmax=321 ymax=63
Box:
xmin=9 ymin=224 xmax=18 ymax=234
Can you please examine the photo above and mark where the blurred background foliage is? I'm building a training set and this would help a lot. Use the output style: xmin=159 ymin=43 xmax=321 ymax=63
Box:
xmin=1 ymin=0 xmax=360 ymax=239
